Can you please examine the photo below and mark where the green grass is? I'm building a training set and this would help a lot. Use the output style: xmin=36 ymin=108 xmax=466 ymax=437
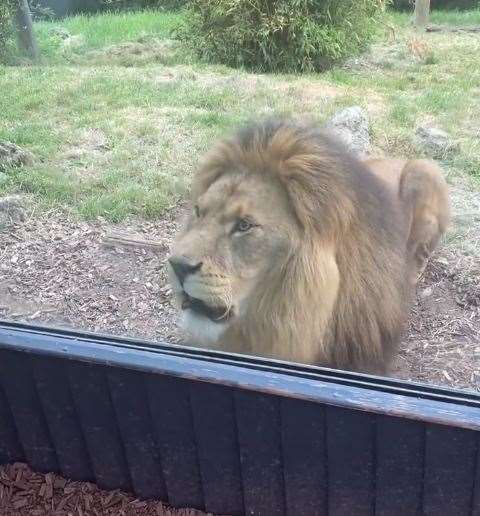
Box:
xmin=430 ymin=8 xmax=480 ymax=25
xmin=0 ymin=8 xmax=479 ymax=221
xmin=34 ymin=10 xmax=182 ymax=59
xmin=389 ymin=7 xmax=480 ymax=26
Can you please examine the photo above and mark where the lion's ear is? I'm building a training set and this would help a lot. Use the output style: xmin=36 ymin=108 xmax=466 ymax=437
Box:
xmin=278 ymin=154 xmax=355 ymax=237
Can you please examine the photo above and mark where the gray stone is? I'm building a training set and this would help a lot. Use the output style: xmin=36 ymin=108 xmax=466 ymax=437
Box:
xmin=0 ymin=195 xmax=27 ymax=230
xmin=48 ymin=27 xmax=71 ymax=40
xmin=0 ymin=141 xmax=33 ymax=172
xmin=324 ymin=106 xmax=371 ymax=158
xmin=61 ymin=34 xmax=86 ymax=52
xmin=415 ymin=125 xmax=459 ymax=158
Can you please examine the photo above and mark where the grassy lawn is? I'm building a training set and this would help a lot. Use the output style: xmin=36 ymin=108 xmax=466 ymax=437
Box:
xmin=0 ymin=8 xmax=479 ymax=221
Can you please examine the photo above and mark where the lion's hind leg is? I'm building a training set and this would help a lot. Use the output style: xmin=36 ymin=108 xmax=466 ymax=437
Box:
xmin=399 ymin=159 xmax=451 ymax=285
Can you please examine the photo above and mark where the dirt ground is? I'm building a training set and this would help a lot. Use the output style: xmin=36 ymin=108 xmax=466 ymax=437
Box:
xmin=0 ymin=176 xmax=479 ymax=392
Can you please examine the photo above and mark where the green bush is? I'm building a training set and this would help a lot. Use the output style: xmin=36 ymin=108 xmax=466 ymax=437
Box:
xmin=0 ymin=0 xmax=16 ymax=62
xmin=179 ymin=0 xmax=387 ymax=73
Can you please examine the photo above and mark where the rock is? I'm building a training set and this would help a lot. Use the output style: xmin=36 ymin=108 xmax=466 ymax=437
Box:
xmin=0 ymin=141 xmax=33 ymax=172
xmin=414 ymin=125 xmax=459 ymax=158
xmin=61 ymin=34 xmax=85 ymax=52
xmin=48 ymin=27 xmax=71 ymax=40
xmin=324 ymin=106 xmax=371 ymax=158
xmin=0 ymin=195 xmax=27 ymax=230
xmin=419 ymin=286 xmax=433 ymax=299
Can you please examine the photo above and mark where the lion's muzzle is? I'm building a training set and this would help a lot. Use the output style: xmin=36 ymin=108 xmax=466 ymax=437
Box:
xmin=168 ymin=255 xmax=234 ymax=323
xmin=168 ymin=256 xmax=203 ymax=285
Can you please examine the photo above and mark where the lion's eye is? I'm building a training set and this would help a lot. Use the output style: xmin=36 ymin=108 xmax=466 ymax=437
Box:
xmin=234 ymin=218 xmax=253 ymax=233
xmin=194 ymin=205 xmax=200 ymax=218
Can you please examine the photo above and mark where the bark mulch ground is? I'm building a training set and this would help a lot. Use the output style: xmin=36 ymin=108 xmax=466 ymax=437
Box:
xmin=0 ymin=463 xmax=211 ymax=516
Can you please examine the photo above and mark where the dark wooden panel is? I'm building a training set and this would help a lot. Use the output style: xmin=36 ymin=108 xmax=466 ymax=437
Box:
xmin=2 ymin=322 xmax=479 ymax=431
xmin=189 ymin=382 xmax=243 ymax=516
xmin=281 ymin=398 xmax=327 ymax=516
xmin=67 ymin=362 xmax=131 ymax=491
xmin=146 ymin=375 xmax=204 ymax=510
xmin=472 ymin=433 xmax=480 ymax=516
xmin=235 ymin=390 xmax=285 ymax=516
xmin=32 ymin=356 xmax=93 ymax=481
xmin=107 ymin=368 xmax=167 ymax=501
xmin=0 ymin=382 xmax=24 ymax=464
xmin=326 ymin=406 xmax=375 ymax=516
xmin=0 ymin=350 xmax=58 ymax=473
xmin=375 ymin=415 xmax=423 ymax=516
xmin=423 ymin=424 xmax=477 ymax=516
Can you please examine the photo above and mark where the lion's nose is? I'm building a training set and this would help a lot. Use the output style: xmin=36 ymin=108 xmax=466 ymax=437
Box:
xmin=168 ymin=256 xmax=203 ymax=285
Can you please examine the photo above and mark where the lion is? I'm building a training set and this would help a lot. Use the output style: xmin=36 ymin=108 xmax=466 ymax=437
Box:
xmin=168 ymin=119 xmax=450 ymax=373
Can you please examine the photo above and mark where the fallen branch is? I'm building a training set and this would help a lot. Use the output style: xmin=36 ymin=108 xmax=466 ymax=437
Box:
xmin=426 ymin=25 xmax=480 ymax=33
xmin=102 ymin=232 xmax=167 ymax=251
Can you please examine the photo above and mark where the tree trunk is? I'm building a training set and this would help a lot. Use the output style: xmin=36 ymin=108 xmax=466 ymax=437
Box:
xmin=16 ymin=0 xmax=39 ymax=61
xmin=414 ymin=0 xmax=431 ymax=28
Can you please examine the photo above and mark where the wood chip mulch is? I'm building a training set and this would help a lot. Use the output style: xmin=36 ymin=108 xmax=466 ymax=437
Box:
xmin=0 ymin=463 xmax=211 ymax=516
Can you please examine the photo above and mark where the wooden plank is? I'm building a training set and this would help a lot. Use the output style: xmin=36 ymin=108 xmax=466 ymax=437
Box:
xmin=146 ymin=375 xmax=204 ymax=510
xmin=32 ymin=356 xmax=93 ymax=481
xmin=235 ymin=390 xmax=285 ymax=516
xmin=375 ymin=415 xmax=423 ymax=516
xmin=1 ymin=327 xmax=478 ymax=431
xmin=326 ymin=406 xmax=375 ymax=516
xmin=423 ymin=424 xmax=477 ymax=516
xmin=189 ymin=383 xmax=243 ymax=516
xmin=0 ymin=382 xmax=24 ymax=464
xmin=67 ymin=362 xmax=131 ymax=491
xmin=281 ymin=398 xmax=327 ymax=516
xmin=0 ymin=350 xmax=57 ymax=473
xmin=107 ymin=368 xmax=167 ymax=501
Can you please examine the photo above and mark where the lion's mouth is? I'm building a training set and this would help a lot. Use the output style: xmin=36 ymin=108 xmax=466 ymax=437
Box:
xmin=181 ymin=293 xmax=233 ymax=323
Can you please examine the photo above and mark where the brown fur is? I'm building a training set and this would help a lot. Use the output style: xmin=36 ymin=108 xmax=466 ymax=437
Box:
xmin=365 ymin=157 xmax=451 ymax=284
xmin=170 ymin=119 xmax=450 ymax=373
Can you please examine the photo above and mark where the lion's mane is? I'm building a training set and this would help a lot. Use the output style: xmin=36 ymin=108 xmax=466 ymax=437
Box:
xmin=191 ymin=119 xmax=412 ymax=373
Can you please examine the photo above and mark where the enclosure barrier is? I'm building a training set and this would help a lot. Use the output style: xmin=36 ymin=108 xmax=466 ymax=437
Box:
xmin=0 ymin=320 xmax=479 ymax=516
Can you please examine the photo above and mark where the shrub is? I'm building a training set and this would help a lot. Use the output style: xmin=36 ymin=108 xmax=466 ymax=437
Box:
xmin=0 ymin=0 xmax=16 ymax=62
xmin=179 ymin=0 xmax=388 ymax=73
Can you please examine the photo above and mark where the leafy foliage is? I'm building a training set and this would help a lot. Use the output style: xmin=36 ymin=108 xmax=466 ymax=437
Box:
xmin=0 ymin=0 xmax=16 ymax=62
xmin=179 ymin=0 xmax=388 ymax=73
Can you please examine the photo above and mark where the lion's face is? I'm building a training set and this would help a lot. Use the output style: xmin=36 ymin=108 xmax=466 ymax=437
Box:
xmin=168 ymin=171 xmax=299 ymax=345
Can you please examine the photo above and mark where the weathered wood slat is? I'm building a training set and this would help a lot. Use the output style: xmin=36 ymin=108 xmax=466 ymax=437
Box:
xmin=189 ymin=383 xmax=244 ymax=516
xmin=146 ymin=375 xmax=204 ymax=510
xmin=0 ymin=382 xmax=24 ymax=464
xmin=67 ymin=362 xmax=131 ymax=491
xmin=107 ymin=369 xmax=167 ymax=500
xmin=235 ymin=391 xmax=285 ymax=515
xmin=281 ymin=398 xmax=328 ymax=516
xmin=32 ymin=356 xmax=93 ymax=481
xmin=0 ymin=351 xmax=58 ymax=473
xmin=326 ymin=407 xmax=375 ymax=516
xmin=423 ymin=425 xmax=477 ymax=516
xmin=375 ymin=415 xmax=423 ymax=516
